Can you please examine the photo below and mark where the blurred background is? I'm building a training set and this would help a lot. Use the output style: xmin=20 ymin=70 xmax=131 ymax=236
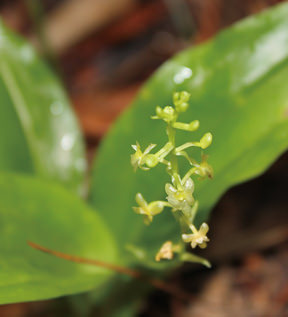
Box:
xmin=0 ymin=0 xmax=287 ymax=316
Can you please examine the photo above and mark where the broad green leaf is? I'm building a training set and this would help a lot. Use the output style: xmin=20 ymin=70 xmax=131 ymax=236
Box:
xmin=0 ymin=20 xmax=86 ymax=195
xmin=91 ymin=3 xmax=288 ymax=264
xmin=0 ymin=172 xmax=117 ymax=304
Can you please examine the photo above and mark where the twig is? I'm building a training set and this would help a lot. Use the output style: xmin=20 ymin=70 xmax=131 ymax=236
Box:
xmin=30 ymin=0 xmax=136 ymax=54
xmin=28 ymin=241 xmax=193 ymax=302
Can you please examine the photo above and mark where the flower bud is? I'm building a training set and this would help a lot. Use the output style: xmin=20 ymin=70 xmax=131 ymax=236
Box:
xmin=189 ymin=120 xmax=200 ymax=131
xmin=162 ymin=106 xmax=175 ymax=120
xmin=200 ymin=133 xmax=212 ymax=149
xmin=152 ymin=106 xmax=176 ymax=122
xmin=173 ymin=91 xmax=191 ymax=112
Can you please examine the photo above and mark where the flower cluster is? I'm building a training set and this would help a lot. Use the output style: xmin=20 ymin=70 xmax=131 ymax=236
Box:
xmin=165 ymin=178 xmax=194 ymax=214
xmin=131 ymin=91 xmax=213 ymax=265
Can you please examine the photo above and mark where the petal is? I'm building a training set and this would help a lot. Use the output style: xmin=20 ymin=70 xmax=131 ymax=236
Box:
xmin=185 ymin=194 xmax=194 ymax=205
xmin=184 ymin=178 xmax=194 ymax=193
xmin=182 ymin=203 xmax=192 ymax=215
xmin=165 ymin=183 xmax=177 ymax=196
xmin=140 ymin=165 xmax=150 ymax=171
xmin=131 ymin=144 xmax=138 ymax=151
xmin=143 ymin=214 xmax=153 ymax=225
xmin=143 ymin=143 xmax=157 ymax=155
xmin=199 ymin=223 xmax=209 ymax=235
xmin=167 ymin=196 xmax=180 ymax=208
xmin=135 ymin=193 xmax=147 ymax=207
xmin=182 ymin=233 xmax=193 ymax=243
xmin=132 ymin=206 xmax=142 ymax=214
xmin=131 ymin=155 xmax=139 ymax=167
xmin=191 ymin=240 xmax=197 ymax=248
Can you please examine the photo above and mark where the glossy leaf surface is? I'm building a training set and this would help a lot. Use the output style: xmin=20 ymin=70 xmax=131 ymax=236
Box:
xmin=91 ymin=3 xmax=288 ymax=262
xmin=0 ymin=20 xmax=86 ymax=195
xmin=0 ymin=173 xmax=116 ymax=304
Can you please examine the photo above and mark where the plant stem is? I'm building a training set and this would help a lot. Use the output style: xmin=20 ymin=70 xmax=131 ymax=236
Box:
xmin=167 ymin=122 xmax=182 ymax=188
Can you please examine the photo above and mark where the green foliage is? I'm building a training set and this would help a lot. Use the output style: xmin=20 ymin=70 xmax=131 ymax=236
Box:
xmin=91 ymin=2 xmax=288 ymax=265
xmin=0 ymin=172 xmax=116 ymax=304
xmin=0 ymin=20 xmax=86 ymax=195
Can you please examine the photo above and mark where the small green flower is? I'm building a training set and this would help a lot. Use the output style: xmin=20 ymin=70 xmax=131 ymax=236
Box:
xmin=182 ymin=223 xmax=209 ymax=249
xmin=132 ymin=193 xmax=168 ymax=224
xmin=165 ymin=178 xmax=194 ymax=213
xmin=131 ymin=142 xmax=156 ymax=171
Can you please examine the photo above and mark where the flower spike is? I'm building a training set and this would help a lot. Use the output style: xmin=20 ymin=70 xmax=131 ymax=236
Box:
xmin=130 ymin=91 xmax=214 ymax=266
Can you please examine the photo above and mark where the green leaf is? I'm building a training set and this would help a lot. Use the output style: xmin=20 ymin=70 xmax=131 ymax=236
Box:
xmin=91 ymin=3 xmax=288 ymax=263
xmin=0 ymin=20 xmax=86 ymax=195
xmin=0 ymin=172 xmax=117 ymax=304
